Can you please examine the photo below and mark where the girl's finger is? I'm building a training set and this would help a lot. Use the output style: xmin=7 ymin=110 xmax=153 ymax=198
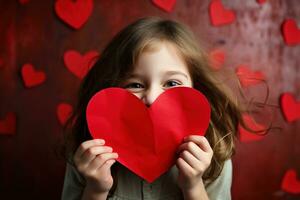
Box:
xmin=177 ymin=141 xmax=203 ymax=160
xmin=176 ymin=157 xmax=195 ymax=177
xmin=184 ymin=135 xmax=212 ymax=153
xmin=179 ymin=150 xmax=203 ymax=171
xmin=87 ymin=152 xmax=118 ymax=172
xmin=74 ymin=139 xmax=105 ymax=159
xmin=80 ymin=146 xmax=113 ymax=164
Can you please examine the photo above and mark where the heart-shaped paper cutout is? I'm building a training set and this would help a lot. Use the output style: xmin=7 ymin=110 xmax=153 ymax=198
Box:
xmin=55 ymin=0 xmax=93 ymax=29
xmin=0 ymin=112 xmax=16 ymax=135
xmin=282 ymin=19 xmax=300 ymax=46
xmin=21 ymin=63 xmax=46 ymax=88
xmin=238 ymin=114 xmax=266 ymax=142
xmin=57 ymin=103 xmax=73 ymax=126
xmin=152 ymin=0 xmax=176 ymax=13
xmin=256 ymin=0 xmax=267 ymax=4
xmin=209 ymin=49 xmax=225 ymax=70
xmin=209 ymin=0 xmax=236 ymax=26
xmin=86 ymin=87 xmax=211 ymax=182
xmin=280 ymin=93 xmax=300 ymax=123
xmin=64 ymin=50 xmax=99 ymax=79
xmin=236 ymin=65 xmax=265 ymax=87
xmin=281 ymin=169 xmax=300 ymax=194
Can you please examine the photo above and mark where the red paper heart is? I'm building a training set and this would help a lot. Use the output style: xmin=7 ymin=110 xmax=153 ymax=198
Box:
xmin=57 ymin=103 xmax=73 ymax=125
xmin=86 ymin=87 xmax=211 ymax=182
xmin=55 ymin=0 xmax=93 ymax=29
xmin=282 ymin=19 xmax=300 ymax=46
xmin=280 ymin=93 xmax=300 ymax=123
xmin=209 ymin=0 xmax=236 ymax=26
xmin=256 ymin=0 xmax=267 ymax=4
xmin=0 ymin=112 xmax=16 ymax=135
xmin=0 ymin=57 xmax=4 ymax=68
xmin=64 ymin=50 xmax=99 ymax=79
xmin=209 ymin=49 xmax=225 ymax=70
xmin=281 ymin=169 xmax=300 ymax=194
xmin=21 ymin=63 xmax=46 ymax=88
xmin=19 ymin=0 xmax=30 ymax=4
xmin=236 ymin=65 xmax=265 ymax=87
xmin=152 ymin=0 xmax=176 ymax=13
xmin=238 ymin=114 xmax=266 ymax=142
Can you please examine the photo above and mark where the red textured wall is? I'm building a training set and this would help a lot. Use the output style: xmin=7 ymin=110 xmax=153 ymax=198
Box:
xmin=0 ymin=0 xmax=299 ymax=199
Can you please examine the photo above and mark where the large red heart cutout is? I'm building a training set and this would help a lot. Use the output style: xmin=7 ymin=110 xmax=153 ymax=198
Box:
xmin=55 ymin=0 xmax=93 ymax=29
xmin=280 ymin=93 xmax=300 ymax=123
xmin=209 ymin=0 xmax=236 ymax=26
xmin=86 ymin=87 xmax=211 ymax=182
xmin=64 ymin=50 xmax=99 ymax=79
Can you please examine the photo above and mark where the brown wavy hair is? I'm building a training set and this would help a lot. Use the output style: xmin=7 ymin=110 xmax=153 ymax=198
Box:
xmin=62 ymin=16 xmax=266 ymax=195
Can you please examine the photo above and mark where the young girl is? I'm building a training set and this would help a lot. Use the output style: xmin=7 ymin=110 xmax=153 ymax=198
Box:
xmin=61 ymin=17 xmax=245 ymax=200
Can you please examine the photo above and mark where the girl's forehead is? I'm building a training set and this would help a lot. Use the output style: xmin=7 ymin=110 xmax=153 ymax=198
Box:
xmin=131 ymin=41 xmax=189 ymax=76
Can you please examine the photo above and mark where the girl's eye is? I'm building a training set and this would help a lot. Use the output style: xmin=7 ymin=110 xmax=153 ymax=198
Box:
xmin=125 ymin=83 xmax=144 ymax=89
xmin=164 ymin=80 xmax=181 ymax=88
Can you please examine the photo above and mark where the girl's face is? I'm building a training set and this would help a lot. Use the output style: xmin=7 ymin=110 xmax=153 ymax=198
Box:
xmin=121 ymin=42 xmax=193 ymax=106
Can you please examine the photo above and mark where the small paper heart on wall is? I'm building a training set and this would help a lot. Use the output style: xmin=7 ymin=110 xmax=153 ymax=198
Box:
xmin=281 ymin=19 xmax=300 ymax=46
xmin=238 ymin=114 xmax=266 ymax=142
xmin=235 ymin=65 xmax=265 ymax=87
xmin=64 ymin=50 xmax=99 ymax=79
xmin=209 ymin=49 xmax=225 ymax=70
xmin=280 ymin=93 xmax=300 ymax=123
xmin=57 ymin=103 xmax=73 ymax=126
xmin=256 ymin=0 xmax=267 ymax=4
xmin=55 ymin=0 xmax=93 ymax=29
xmin=0 ymin=57 xmax=4 ymax=68
xmin=152 ymin=0 xmax=176 ymax=13
xmin=209 ymin=0 xmax=236 ymax=26
xmin=19 ymin=0 xmax=30 ymax=4
xmin=281 ymin=169 xmax=300 ymax=194
xmin=21 ymin=63 xmax=46 ymax=88
xmin=0 ymin=112 xmax=16 ymax=135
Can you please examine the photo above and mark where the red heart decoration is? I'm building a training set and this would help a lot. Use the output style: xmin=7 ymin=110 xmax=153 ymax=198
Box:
xmin=209 ymin=0 xmax=236 ymax=26
xmin=209 ymin=49 xmax=225 ymax=70
xmin=256 ymin=0 xmax=267 ymax=4
xmin=0 ymin=57 xmax=4 ymax=68
xmin=64 ymin=50 xmax=99 ymax=79
xmin=86 ymin=87 xmax=211 ymax=182
xmin=281 ymin=169 xmax=300 ymax=194
xmin=57 ymin=103 xmax=73 ymax=126
xmin=55 ymin=0 xmax=93 ymax=29
xmin=235 ymin=65 xmax=265 ymax=87
xmin=21 ymin=63 xmax=46 ymax=88
xmin=152 ymin=0 xmax=176 ymax=13
xmin=19 ymin=0 xmax=30 ymax=4
xmin=238 ymin=114 xmax=266 ymax=142
xmin=0 ymin=112 xmax=16 ymax=135
xmin=282 ymin=19 xmax=300 ymax=46
xmin=280 ymin=93 xmax=300 ymax=123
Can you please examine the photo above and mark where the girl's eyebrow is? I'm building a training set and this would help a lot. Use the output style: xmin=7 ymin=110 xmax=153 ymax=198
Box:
xmin=128 ymin=70 xmax=188 ymax=80
xmin=163 ymin=70 xmax=188 ymax=79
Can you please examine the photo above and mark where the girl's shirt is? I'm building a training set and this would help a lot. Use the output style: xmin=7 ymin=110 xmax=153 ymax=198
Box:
xmin=61 ymin=159 xmax=232 ymax=200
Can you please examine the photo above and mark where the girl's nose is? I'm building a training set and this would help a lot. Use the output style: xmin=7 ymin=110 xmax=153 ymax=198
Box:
xmin=142 ymin=87 xmax=162 ymax=107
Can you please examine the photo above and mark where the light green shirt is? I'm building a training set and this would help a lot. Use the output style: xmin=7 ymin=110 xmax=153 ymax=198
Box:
xmin=61 ymin=159 xmax=232 ymax=200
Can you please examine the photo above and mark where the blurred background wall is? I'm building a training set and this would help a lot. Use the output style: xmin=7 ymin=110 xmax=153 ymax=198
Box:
xmin=0 ymin=0 xmax=299 ymax=199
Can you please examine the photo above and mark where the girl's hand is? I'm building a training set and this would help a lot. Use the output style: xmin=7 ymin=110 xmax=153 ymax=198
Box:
xmin=73 ymin=139 xmax=118 ymax=194
xmin=176 ymin=135 xmax=213 ymax=191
